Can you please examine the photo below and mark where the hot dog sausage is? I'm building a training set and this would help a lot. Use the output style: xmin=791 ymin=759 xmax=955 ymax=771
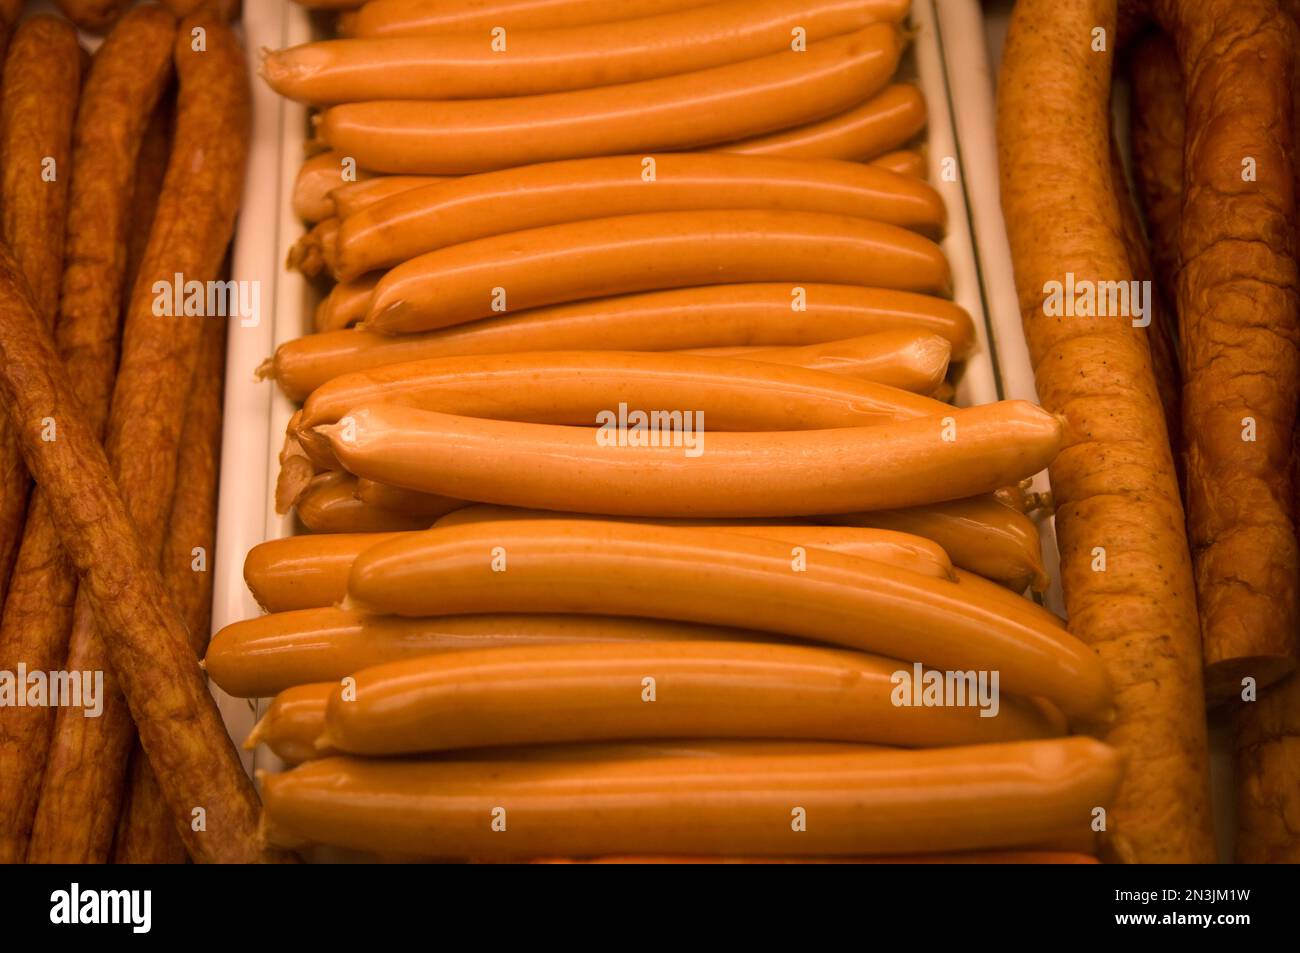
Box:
xmin=296 ymin=471 xmax=439 ymax=533
xmin=684 ymin=331 xmax=950 ymax=392
xmin=346 ymin=520 xmax=1110 ymax=718
xmin=321 ymin=640 xmax=1064 ymax=755
xmin=293 ymin=150 xmax=374 ymax=222
xmin=207 ymin=610 xmax=789 ymax=699
xmin=330 ymin=175 xmax=440 ymax=218
xmin=722 ymin=83 xmax=926 ymax=161
xmin=367 ymin=210 xmax=951 ymax=334
xmin=313 ymin=274 xmax=375 ymax=332
xmin=270 ymin=0 xmax=891 ymax=104
xmin=319 ymin=400 xmax=1063 ymax=519
xmin=263 ymin=285 xmax=977 ymax=402
xmin=335 ymin=154 xmax=946 ymax=280
xmin=818 ymin=495 xmax=1049 ymax=593
xmin=244 ymin=532 xmax=404 ymax=613
xmin=260 ymin=737 xmax=1122 ymax=857
xmin=242 ymin=514 xmax=956 ymax=617
xmin=317 ymin=26 xmax=903 ymax=174
xmin=342 ymin=0 xmax=906 ymax=37
xmin=246 ymin=683 xmax=336 ymax=765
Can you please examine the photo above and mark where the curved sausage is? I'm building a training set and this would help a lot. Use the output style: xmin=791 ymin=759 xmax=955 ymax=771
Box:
xmin=260 ymin=737 xmax=1122 ymax=857
xmin=346 ymin=519 xmax=1110 ymax=718
xmin=317 ymin=26 xmax=903 ymax=174
xmin=684 ymin=330 xmax=951 ymax=392
xmin=335 ymin=153 xmax=946 ymax=280
xmin=244 ymin=531 xmax=403 ymax=613
xmin=269 ymin=0 xmax=892 ymax=104
xmin=318 ymin=400 xmax=1063 ymax=519
xmin=263 ymin=285 xmax=977 ymax=402
xmin=722 ymin=82 xmax=926 ymax=161
xmin=819 ymin=495 xmax=1049 ymax=592
xmin=245 ymin=683 xmax=335 ymax=765
xmin=296 ymin=471 xmax=436 ymax=533
xmin=313 ymin=273 xmax=376 ymax=332
xmin=367 ymin=210 xmax=951 ymax=333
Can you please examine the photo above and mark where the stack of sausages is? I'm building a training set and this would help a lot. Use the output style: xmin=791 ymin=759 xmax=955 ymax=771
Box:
xmin=224 ymin=0 xmax=1123 ymax=861
xmin=1000 ymin=0 xmax=1300 ymax=864
xmin=0 ymin=4 xmax=280 ymax=864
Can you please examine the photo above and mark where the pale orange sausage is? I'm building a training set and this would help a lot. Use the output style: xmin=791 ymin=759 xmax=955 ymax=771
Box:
xmin=721 ymin=83 xmax=926 ymax=161
xmin=293 ymin=151 xmax=374 ymax=222
xmin=335 ymin=154 xmax=946 ymax=280
xmin=209 ymin=611 xmax=786 ymax=699
xmin=346 ymin=520 xmax=1110 ymax=718
xmin=341 ymin=0 xmax=722 ymax=36
xmin=262 ymin=285 xmax=977 ymax=402
xmin=317 ymin=26 xmax=903 ymax=174
xmin=322 ymin=641 xmax=1065 ymax=755
xmin=330 ymin=175 xmax=442 ymax=218
xmin=243 ymin=531 xmax=405 ymax=613
xmin=313 ymin=274 xmax=376 ymax=332
xmin=820 ymin=496 xmax=1050 ymax=592
xmin=341 ymin=0 xmax=907 ymax=37
xmin=295 ymin=471 xmax=435 ymax=533
xmin=260 ymin=738 xmax=1122 ymax=857
xmin=245 ymin=683 xmax=335 ymax=764
xmin=684 ymin=331 xmax=951 ymax=392
xmin=269 ymin=0 xmax=892 ymax=104
xmin=318 ymin=401 xmax=1063 ymax=520
xmin=367 ymin=210 xmax=951 ymax=334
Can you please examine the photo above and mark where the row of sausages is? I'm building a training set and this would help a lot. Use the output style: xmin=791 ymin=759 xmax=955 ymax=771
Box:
xmin=228 ymin=0 xmax=1127 ymax=862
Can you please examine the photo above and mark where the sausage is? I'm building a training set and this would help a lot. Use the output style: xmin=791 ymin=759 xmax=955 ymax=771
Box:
xmin=869 ymin=149 xmax=925 ymax=178
xmin=366 ymin=210 xmax=951 ymax=334
xmin=721 ymin=83 xmax=926 ymax=162
xmin=318 ymin=400 xmax=1063 ymax=520
xmin=270 ymin=0 xmax=893 ymax=104
xmin=818 ymin=495 xmax=1049 ymax=593
xmin=263 ymin=285 xmax=977 ymax=402
xmin=287 ymin=218 xmax=338 ymax=280
xmin=0 ymin=1 xmax=18 ymax=25
xmin=161 ymin=0 xmax=240 ymax=16
xmin=296 ymin=471 xmax=437 ymax=533
xmin=242 ymin=514 xmax=956 ymax=616
xmin=322 ymin=640 xmax=1065 ymax=756
xmin=335 ymin=154 xmax=946 ymax=280
xmin=998 ymin=0 xmax=1215 ymax=863
xmin=246 ymin=683 xmax=337 ymax=765
xmin=244 ymin=532 xmax=404 ymax=613
xmin=1126 ymin=29 xmax=1184 ymax=317
xmin=123 ymin=93 xmax=173 ymax=314
xmin=27 ymin=13 xmax=254 ymax=864
xmin=293 ymin=150 xmax=374 ymax=222
xmin=1149 ymin=0 xmax=1300 ymax=701
xmin=346 ymin=519 xmax=1111 ymax=718
xmin=208 ymin=610 xmax=791 ymax=699
xmin=113 ymin=311 xmax=226 ymax=865
xmin=313 ymin=273 xmax=375 ymax=332
xmin=342 ymin=0 xmax=906 ymax=37
xmin=0 ymin=17 xmax=82 ymax=611
xmin=293 ymin=350 xmax=950 ymax=470
xmin=317 ymin=26 xmax=903 ymax=174
xmin=260 ymin=737 xmax=1122 ymax=857
xmin=354 ymin=479 xmax=465 ymax=519
xmin=433 ymin=507 xmax=958 ymax=579
xmin=0 ymin=251 xmax=273 ymax=862
xmin=0 ymin=7 xmax=163 ymax=865
xmin=683 ymin=331 xmax=951 ymax=392
xmin=54 ymin=1 xmax=129 ymax=33
xmin=330 ymin=175 xmax=440 ymax=218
